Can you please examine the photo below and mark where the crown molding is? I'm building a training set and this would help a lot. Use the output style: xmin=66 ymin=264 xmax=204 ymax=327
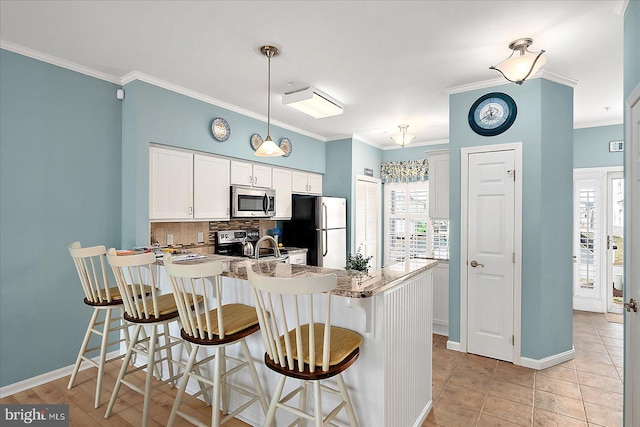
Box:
xmin=574 ymin=118 xmax=624 ymax=129
xmin=446 ymin=70 xmax=578 ymax=95
xmin=613 ymin=0 xmax=629 ymax=16
xmin=380 ymin=138 xmax=450 ymax=151
xmin=0 ymin=40 xmax=121 ymax=84
xmin=120 ymin=71 xmax=327 ymax=142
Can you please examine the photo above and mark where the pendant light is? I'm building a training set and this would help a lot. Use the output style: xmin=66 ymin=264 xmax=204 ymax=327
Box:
xmin=255 ymin=45 xmax=285 ymax=157
xmin=490 ymin=38 xmax=546 ymax=85
xmin=391 ymin=124 xmax=415 ymax=148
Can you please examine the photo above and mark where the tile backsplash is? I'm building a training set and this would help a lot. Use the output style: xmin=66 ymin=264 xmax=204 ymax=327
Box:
xmin=150 ymin=219 xmax=276 ymax=249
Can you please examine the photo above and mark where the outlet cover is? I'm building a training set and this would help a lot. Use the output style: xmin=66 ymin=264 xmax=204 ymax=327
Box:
xmin=167 ymin=234 xmax=174 ymax=245
xmin=197 ymin=232 xmax=204 ymax=243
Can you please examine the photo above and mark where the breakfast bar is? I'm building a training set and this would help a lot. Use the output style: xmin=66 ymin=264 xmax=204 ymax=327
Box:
xmin=153 ymin=256 xmax=438 ymax=427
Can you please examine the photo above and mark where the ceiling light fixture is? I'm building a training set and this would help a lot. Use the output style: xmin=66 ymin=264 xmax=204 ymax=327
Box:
xmin=490 ymin=38 xmax=546 ymax=85
xmin=255 ymin=45 xmax=285 ymax=157
xmin=391 ymin=124 xmax=415 ymax=148
xmin=283 ymin=86 xmax=343 ymax=119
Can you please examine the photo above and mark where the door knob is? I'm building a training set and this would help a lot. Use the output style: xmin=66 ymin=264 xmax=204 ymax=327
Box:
xmin=470 ymin=260 xmax=484 ymax=268
xmin=624 ymin=298 xmax=638 ymax=313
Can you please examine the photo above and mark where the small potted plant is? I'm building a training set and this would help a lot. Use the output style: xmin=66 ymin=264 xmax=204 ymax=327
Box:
xmin=345 ymin=248 xmax=373 ymax=284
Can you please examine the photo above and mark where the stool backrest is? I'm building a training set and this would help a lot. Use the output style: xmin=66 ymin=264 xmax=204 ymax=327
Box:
xmin=68 ymin=241 xmax=115 ymax=304
xmin=246 ymin=265 xmax=337 ymax=372
xmin=164 ymin=255 xmax=225 ymax=340
xmin=106 ymin=249 xmax=160 ymax=320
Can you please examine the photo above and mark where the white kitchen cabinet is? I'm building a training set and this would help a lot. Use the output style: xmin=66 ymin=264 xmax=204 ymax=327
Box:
xmin=193 ymin=154 xmax=229 ymax=220
xmin=271 ymin=167 xmax=292 ymax=219
xmin=292 ymin=171 xmax=322 ymax=195
xmin=230 ymin=160 xmax=272 ymax=189
xmin=149 ymin=146 xmax=193 ymax=220
xmin=432 ymin=261 xmax=449 ymax=336
xmin=428 ymin=150 xmax=449 ymax=219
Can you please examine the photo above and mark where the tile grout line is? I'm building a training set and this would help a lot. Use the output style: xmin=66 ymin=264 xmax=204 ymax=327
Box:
xmin=473 ymin=359 xmax=498 ymax=427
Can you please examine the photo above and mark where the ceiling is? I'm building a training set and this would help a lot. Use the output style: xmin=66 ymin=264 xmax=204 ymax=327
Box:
xmin=0 ymin=1 xmax=626 ymax=149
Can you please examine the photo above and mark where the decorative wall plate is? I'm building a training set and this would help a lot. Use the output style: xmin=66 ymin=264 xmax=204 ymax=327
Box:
xmin=250 ymin=133 xmax=263 ymax=150
xmin=211 ymin=117 xmax=231 ymax=142
xmin=279 ymin=138 xmax=292 ymax=157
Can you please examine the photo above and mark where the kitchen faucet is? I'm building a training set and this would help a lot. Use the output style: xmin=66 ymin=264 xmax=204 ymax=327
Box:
xmin=254 ymin=235 xmax=281 ymax=259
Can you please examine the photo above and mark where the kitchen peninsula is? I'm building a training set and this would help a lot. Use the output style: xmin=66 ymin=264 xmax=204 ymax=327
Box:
xmin=153 ymin=255 xmax=437 ymax=427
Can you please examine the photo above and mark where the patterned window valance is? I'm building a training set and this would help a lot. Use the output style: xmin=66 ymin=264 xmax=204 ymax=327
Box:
xmin=380 ymin=159 xmax=429 ymax=183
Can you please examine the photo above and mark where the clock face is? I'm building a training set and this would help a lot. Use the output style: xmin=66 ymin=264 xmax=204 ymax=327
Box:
xmin=468 ymin=92 xmax=517 ymax=136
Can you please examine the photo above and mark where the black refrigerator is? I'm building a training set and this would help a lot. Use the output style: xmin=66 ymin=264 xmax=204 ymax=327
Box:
xmin=282 ymin=195 xmax=347 ymax=269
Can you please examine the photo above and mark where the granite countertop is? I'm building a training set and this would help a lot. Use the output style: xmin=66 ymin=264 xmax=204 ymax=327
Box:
xmin=157 ymin=254 xmax=437 ymax=298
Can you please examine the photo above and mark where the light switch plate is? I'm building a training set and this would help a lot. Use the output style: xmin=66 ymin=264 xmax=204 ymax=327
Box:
xmin=167 ymin=234 xmax=173 ymax=245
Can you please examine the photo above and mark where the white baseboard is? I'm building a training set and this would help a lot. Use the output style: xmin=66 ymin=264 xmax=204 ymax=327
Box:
xmin=520 ymin=348 xmax=575 ymax=370
xmin=0 ymin=350 xmax=121 ymax=398
xmin=413 ymin=400 xmax=433 ymax=427
xmin=446 ymin=340 xmax=462 ymax=352
xmin=433 ymin=321 xmax=449 ymax=337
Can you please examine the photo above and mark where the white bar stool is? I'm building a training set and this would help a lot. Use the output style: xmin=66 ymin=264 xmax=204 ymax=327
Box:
xmin=164 ymin=254 xmax=268 ymax=427
xmin=67 ymin=241 xmax=149 ymax=408
xmin=247 ymin=264 xmax=362 ymax=427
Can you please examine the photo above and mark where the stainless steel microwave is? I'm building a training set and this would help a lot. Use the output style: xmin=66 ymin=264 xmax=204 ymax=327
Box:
xmin=231 ymin=186 xmax=276 ymax=218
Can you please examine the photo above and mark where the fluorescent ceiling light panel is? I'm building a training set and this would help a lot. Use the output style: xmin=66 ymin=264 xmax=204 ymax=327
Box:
xmin=282 ymin=87 xmax=343 ymax=119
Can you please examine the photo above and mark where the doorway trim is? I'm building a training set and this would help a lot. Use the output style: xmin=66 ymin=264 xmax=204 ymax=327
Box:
xmin=460 ymin=142 xmax=523 ymax=366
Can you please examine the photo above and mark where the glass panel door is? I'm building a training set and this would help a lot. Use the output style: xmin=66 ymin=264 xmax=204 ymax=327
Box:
xmin=608 ymin=172 xmax=624 ymax=313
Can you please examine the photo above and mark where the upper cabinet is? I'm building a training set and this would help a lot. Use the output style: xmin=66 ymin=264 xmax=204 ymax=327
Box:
xmin=230 ymin=160 xmax=272 ymax=189
xmin=272 ymin=167 xmax=292 ymax=219
xmin=149 ymin=146 xmax=230 ymax=221
xmin=149 ymin=146 xmax=193 ymax=220
xmin=292 ymin=171 xmax=322 ymax=195
xmin=193 ymin=154 xmax=229 ymax=220
xmin=428 ymin=150 xmax=449 ymax=220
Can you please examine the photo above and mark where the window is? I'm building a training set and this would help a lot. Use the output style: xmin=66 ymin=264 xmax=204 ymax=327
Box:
xmin=384 ymin=181 xmax=449 ymax=265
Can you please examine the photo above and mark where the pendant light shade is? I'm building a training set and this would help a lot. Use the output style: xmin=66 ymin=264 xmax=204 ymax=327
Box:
xmin=490 ymin=38 xmax=546 ymax=85
xmin=255 ymin=45 xmax=284 ymax=157
xmin=391 ymin=124 xmax=415 ymax=148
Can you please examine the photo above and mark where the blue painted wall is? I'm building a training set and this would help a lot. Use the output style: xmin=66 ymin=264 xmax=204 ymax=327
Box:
xmin=574 ymin=125 xmax=624 ymax=168
xmin=121 ymin=80 xmax=327 ymax=248
xmin=448 ymin=79 xmax=574 ymax=361
xmin=0 ymin=50 xmax=122 ymax=386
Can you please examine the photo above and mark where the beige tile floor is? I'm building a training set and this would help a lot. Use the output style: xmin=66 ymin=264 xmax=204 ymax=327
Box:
xmin=1 ymin=310 xmax=624 ymax=426
xmin=424 ymin=310 xmax=624 ymax=427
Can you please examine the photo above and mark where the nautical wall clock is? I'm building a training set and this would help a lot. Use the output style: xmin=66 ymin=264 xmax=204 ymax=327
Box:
xmin=468 ymin=92 xmax=517 ymax=136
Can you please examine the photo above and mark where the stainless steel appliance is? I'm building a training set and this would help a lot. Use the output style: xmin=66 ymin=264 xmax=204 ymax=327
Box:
xmin=215 ymin=229 xmax=260 ymax=257
xmin=282 ymin=196 xmax=346 ymax=269
xmin=231 ymin=186 xmax=276 ymax=218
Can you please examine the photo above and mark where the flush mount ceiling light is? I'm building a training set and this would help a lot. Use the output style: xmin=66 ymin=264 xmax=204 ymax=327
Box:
xmin=255 ymin=45 xmax=285 ymax=157
xmin=391 ymin=124 xmax=415 ymax=148
xmin=283 ymin=86 xmax=343 ymax=119
xmin=490 ymin=38 xmax=546 ymax=85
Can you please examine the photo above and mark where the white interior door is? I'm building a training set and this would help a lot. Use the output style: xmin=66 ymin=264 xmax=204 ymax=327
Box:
xmin=467 ymin=150 xmax=515 ymax=362
xmin=355 ymin=176 xmax=381 ymax=271
xmin=624 ymin=83 xmax=640 ymax=427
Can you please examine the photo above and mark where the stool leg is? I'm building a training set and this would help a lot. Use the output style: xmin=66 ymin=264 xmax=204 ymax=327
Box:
xmin=313 ymin=381 xmax=322 ymax=427
xmin=265 ymin=375 xmax=286 ymax=427
xmin=212 ymin=346 xmax=224 ymax=427
xmin=336 ymin=373 xmax=359 ymax=427
xmin=240 ymin=339 xmax=269 ymax=416
xmin=94 ymin=307 xmax=112 ymax=408
xmin=141 ymin=324 xmax=159 ymax=427
xmin=105 ymin=323 xmax=142 ymax=419
xmin=299 ymin=381 xmax=308 ymax=425
xmin=220 ymin=346 xmax=229 ymax=416
xmin=167 ymin=343 xmax=199 ymax=427
xmin=183 ymin=341 xmax=211 ymax=406
xmin=162 ymin=324 xmax=176 ymax=385
xmin=68 ymin=308 xmax=99 ymax=389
